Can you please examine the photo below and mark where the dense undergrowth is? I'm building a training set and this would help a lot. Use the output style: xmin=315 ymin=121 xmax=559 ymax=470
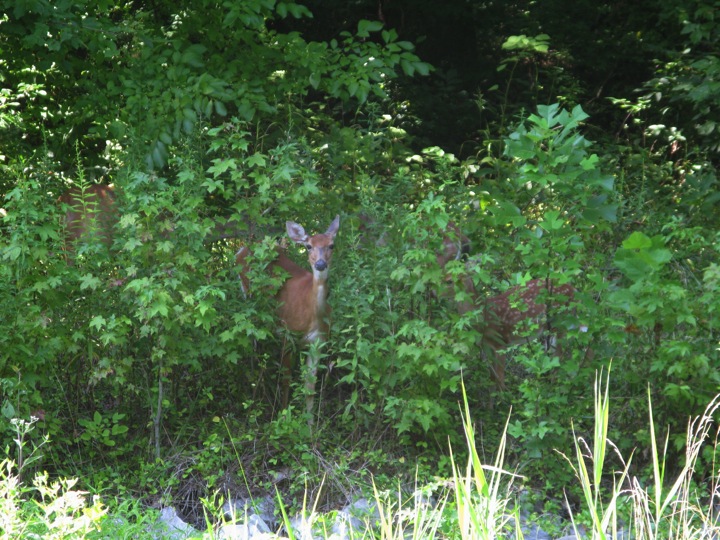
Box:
xmin=1 ymin=0 xmax=719 ymax=537
xmin=3 ymin=375 xmax=720 ymax=539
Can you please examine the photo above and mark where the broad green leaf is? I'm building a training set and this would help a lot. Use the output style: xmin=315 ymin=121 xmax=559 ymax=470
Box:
xmin=80 ymin=274 xmax=102 ymax=290
xmin=541 ymin=210 xmax=564 ymax=231
xmin=622 ymin=231 xmax=652 ymax=250
xmin=357 ymin=19 xmax=383 ymax=37
xmin=89 ymin=316 xmax=107 ymax=330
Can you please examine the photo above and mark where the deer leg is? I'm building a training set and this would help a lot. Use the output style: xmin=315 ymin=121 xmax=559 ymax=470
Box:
xmin=490 ymin=353 xmax=506 ymax=390
xmin=304 ymin=340 xmax=321 ymax=423
xmin=280 ymin=337 xmax=293 ymax=409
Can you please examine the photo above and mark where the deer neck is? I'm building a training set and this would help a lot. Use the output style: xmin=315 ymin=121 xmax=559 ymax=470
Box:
xmin=311 ymin=272 xmax=330 ymax=315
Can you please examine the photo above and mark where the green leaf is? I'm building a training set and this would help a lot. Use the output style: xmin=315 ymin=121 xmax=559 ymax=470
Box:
xmin=622 ymin=231 xmax=652 ymax=250
xmin=182 ymin=108 xmax=197 ymax=122
xmin=357 ymin=19 xmax=384 ymax=37
xmin=414 ymin=61 xmax=431 ymax=76
xmin=208 ymin=158 xmax=237 ymax=177
xmin=1 ymin=401 xmax=16 ymax=419
xmin=80 ymin=274 xmax=102 ymax=290
xmin=582 ymin=202 xmax=618 ymax=223
xmin=149 ymin=301 xmax=169 ymax=318
xmin=159 ymin=131 xmax=173 ymax=145
xmin=614 ymin=233 xmax=672 ymax=281
xmin=382 ymin=29 xmax=398 ymax=43
xmin=355 ymin=83 xmax=370 ymax=103
xmin=89 ymin=316 xmax=107 ymax=330
xmin=181 ymin=44 xmax=206 ymax=68
xmin=111 ymin=424 xmax=129 ymax=435
xmin=214 ymin=100 xmax=227 ymax=116
xmin=507 ymin=420 xmax=524 ymax=438
xmin=286 ymin=3 xmax=312 ymax=18
xmin=3 ymin=245 xmax=22 ymax=261
xmin=309 ymin=72 xmax=320 ymax=89
xmin=541 ymin=210 xmax=564 ymax=231
xmin=247 ymin=153 xmax=266 ymax=168
xmin=490 ymin=200 xmax=527 ymax=227
xmin=580 ymin=154 xmax=599 ymax=171
xmin=400 ymin=59 xmax=415 ymax=76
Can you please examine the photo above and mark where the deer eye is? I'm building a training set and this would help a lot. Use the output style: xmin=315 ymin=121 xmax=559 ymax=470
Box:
xmin=329 ymin=244 xmax=335 ymax=250
xmin=305 ymin=244 xmax=313 ymax=250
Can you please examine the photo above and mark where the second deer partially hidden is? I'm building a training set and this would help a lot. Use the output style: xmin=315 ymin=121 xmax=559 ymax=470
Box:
xmin=436 ymin=226 xmax=585 ymax=389
xmin=466 ymin=278 xmax=579 ymax=388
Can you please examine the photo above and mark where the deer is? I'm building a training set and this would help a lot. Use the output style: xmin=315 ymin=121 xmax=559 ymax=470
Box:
xmin=59 ymin=183 xmax=258 ymax=257
xmin=464 ymin=277 xmax=581 ymax=389
xmin=359 ymin=213 xmax=471 ymax=267
xmin=435 ymin=221 xmax=471 ymax=267
xmin=59 ymin=183 xmax=117 ymax=259
xmin=434 ymin=227 xmax=586 ymax=390
xmin=236 ymin=216 xmax=340 ymax=419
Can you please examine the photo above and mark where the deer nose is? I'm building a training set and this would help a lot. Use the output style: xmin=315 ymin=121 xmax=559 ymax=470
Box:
xmin=315 ymin=259 xmax=327 ymax=271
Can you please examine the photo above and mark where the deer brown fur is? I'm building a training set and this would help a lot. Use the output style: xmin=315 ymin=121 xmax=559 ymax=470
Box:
xmin=59 ymin=184 xmax=117 ymax=257
xmin=469 ymin=278 xmax=578 ymax=387
xmin=237 ymin=216 xmax=340 ymax=418
xmin=436 ymin=226 xmax=583 ymax=389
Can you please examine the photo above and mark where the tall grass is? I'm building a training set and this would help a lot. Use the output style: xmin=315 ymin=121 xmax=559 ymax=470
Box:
xmin=2 ymin=372 xmax=719 ymax=539
xmin=369 ymin=378 xmax=520 ymax=540
xmin=446 ymin=379 xmax=519 ymax=539
xmin=369 ymin=371 xmax=720 ymax=540
xmin=562 ymin=368 xmax=720 ymax=540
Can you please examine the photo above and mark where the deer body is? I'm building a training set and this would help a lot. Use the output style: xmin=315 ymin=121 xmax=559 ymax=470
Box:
xmin=60 ymin=184 xmax=117 ymax=254
xmin=430 ymin=224 xmax=584 ymax=389
xmin=273 ymin=251 xmax=331 ymax=340
xmin=237 ymin=216 xmax=340 ymax=417
xmin=479 ymin=279 xmax=575 ymax=347
xmin=436 ymin=222 xmax=471 ymax=267
xmin=474 ymin=278 xmax=579 ymax=387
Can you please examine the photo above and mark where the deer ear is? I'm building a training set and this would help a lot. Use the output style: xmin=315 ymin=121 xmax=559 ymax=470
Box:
xmin=286 ymin=221 xmax=309 ymax=244
xmin=325 ymin=215 xmax=340 ymax=237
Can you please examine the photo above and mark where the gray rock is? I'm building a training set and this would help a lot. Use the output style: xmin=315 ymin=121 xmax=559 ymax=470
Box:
xmin=154 ymin=507 xmax=197 ymax=539
xmin=287 ymin=515 xmax=316 ymax=540
xmin=217 ymin=524 xmax=250 ymax=540
xmin=343 ymin=497 xmax=380 ymax=526
xmin=223 ymin=495 xmax=277 ymax=527
xmin=217 ymin=514 xmax=274 ymax=539
xmin=521 ymin=523 xmax=552 ymax=540
xmin=330 ymin=508 xmax=365 ymax=539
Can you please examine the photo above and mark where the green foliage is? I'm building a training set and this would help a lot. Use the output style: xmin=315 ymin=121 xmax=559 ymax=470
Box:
xmin=77 ymin=411 xmax=129 ymax=449
xmin=0 ymin=0 xmax=429 ymax=170
xmin=328 ymin=104 xmax=616 ymax=458
xmin=0 ymin=458 xmax=107 ymax=538
xmin=642 ymin=0 xmax=720 ymax=154
xmin=562 ymin=374 xmax=720 ymax=540
xmin=501 ymin=103 xmax=616 ymax=229
xmin=1 ymin=0 xmax=719 ymax=518
xmin=607 ymin=227 xmax=720 ymax=440
xmin=460 ymin=104 xmax=612 ymax=480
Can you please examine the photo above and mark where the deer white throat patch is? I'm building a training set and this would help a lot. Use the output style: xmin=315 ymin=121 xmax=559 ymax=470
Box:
xmin=315 ymin=283 xmax=326 ymax=307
